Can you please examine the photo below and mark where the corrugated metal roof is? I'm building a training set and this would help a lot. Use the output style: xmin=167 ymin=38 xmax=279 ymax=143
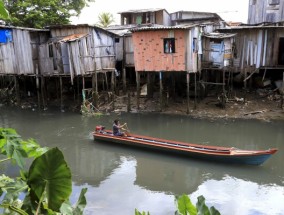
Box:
xmin=0 ymin=25 xmax=49 ymax=32
xmin=131 ymin=24 xmax=198 ymax=32
xmin=219 ymin=25 xmax=284 ymax=30
xmin=118 ymin=8 xmax=166 ymax=14
xmin=57 ymin=33 xmax=89 ymax=43
xmin=203 ymin=33 xmax=236 ymax=38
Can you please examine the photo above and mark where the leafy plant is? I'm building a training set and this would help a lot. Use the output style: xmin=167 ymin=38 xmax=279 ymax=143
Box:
xmin=135 ymin=194 xmax=221 ymax=215
xmin=2 ymin=0 xmax=95 ymax=28
xmin=175 ymin=194 xmax=220 ymax=215
xmin=97 ymin=12 xmax=115 ymax=27
xmin=0 ymin=128 xmax=88 ymax=214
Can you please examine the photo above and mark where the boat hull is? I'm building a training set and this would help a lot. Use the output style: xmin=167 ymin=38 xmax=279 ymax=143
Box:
xmin=93 ymin=130 xmax=277 ymax=166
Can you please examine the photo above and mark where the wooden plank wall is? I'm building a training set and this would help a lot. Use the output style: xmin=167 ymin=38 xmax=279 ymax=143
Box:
xmin=223 ymin=28 xmax=284 ymax=73
xmin=0 ymin=29 xmax=38 ymax=75
xmin=124 ymin=36 xmax=134 ymax=66
xmin=92 ymin=28 xmax=116 ymax=72
xmin=248 ymin=0 xmax=284 ymax=24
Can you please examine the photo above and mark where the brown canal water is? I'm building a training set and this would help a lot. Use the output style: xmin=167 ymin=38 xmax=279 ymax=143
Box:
xmin=1 ymin=106 xmax=284 ymax=215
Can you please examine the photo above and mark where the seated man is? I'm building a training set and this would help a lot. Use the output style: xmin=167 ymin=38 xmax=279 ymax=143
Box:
xmin=113 ymin=119 xmax=127 ymax=136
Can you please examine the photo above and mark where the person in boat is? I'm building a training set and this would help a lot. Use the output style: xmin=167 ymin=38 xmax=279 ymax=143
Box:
xmin=113 ymin=119 xmax=127 ymax=136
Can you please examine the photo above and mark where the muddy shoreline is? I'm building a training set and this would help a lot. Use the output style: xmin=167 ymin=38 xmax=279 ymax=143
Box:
xmin=2 ymin=89 xmax=283 ymax=122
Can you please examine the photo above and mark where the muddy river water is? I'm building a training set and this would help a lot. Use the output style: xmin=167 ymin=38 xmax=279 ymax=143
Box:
xmin=1 ymin=107 xmax=284 ymax=215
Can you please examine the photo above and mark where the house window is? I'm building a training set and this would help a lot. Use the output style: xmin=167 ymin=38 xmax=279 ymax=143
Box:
xmin=48 ymin=44 xmax=53 ymax=57
xmin=163 ymin=38 xmax=175 ymax=53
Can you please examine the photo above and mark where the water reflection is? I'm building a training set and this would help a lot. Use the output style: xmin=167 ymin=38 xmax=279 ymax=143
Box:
xmin=191 ymin=176 xmax=284 ymax=215
xmin=1 ymin=107 xmax=284 ymax=215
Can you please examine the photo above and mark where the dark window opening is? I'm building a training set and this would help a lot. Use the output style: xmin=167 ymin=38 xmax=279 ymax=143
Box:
xmin=163 ymin=38 xmax=175 ymax=53
xmin=48 ymin=44 xmax=53 ymax=57
xmin=278 ymin=38 xmax=284 ymax=65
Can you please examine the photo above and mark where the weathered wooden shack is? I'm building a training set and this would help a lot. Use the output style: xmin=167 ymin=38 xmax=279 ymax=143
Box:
xmin=248 ymin=0 xmax=284 ymax=24
xmin=119 ymin=8 xmax=171 ymax=26
xmin=0 ymin=25 xmax=49 ymax=75
xmin=44 ymin=24 xmax=117 ymax=80
xmin=36 ymin=24 xmax=119 ymax=109
xmin=215 ymin=25 xmax=284 ymax=107
xmin=0 ymin=25 xmax=50 ymax=105
xmin=217 ymin=25 xmax=284 ymax=71
xmin=131 ymin=23 xmax=224 ymax=111
xmin=170 ymin=11 xmax=224 ymax=26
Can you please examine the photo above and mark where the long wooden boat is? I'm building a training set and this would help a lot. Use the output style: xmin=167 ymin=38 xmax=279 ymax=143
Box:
xmin=93 ymin=126 xmax=278 ymax=165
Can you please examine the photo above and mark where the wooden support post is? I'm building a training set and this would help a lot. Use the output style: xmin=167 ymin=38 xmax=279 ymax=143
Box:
xmin=221 ymin=68 xmax=225 ymax=108
xmin=172 ymin=73 xmax=176 ymax=100
xmin=36 ymin=68 xmax=41 ymax=110
xmin=136 ymin=71 xmax=140 ymax=110
xmin=14 ymin=76 xmax=20 ymax=106
xmin=122 ymin=35 xmax=126 ymax=94
xmin=41 ymin=76 xmax=47 ymax=110
xmin=82 ymin=75 xmax=85 ymax=90
xmin=147 ymin=72 xmax=154 ymax=98
xmin=111 ymin=70 xmax=115 ymax=110
xmin=76 ymin=77 xmax=80 ymax=101
xmin=60 ymin=76 xmax=64 ymax=111
xmin=159 ymin=71 xmax=163 ymax=112
xmin=127 ymin=91 xmax=131 ymax=112
xmin=187 ymin=72 xmax=190 ymax=114
xmin=281 ymin=72 xmax=284 ymax=109
xmin=194 ymin=72 xmax=197 ymax=110
xmin=123 ymin=68 xmax=126 ymax=93
xmin=244 ymin=67 xmax=247 ymax=103
xmin=92 ymin=73 xmax=98 ymax=109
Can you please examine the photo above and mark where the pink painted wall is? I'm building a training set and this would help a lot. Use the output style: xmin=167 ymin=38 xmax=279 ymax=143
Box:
xmin=133 ymin=30 xmax=187 ymax=72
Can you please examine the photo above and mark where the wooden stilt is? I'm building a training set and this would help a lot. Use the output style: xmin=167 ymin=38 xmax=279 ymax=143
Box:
xmin=221 ymin=68 xmax=225 ymax=108
xmin=136 ymin=71 xmax=140 ymax=110
xmin=187 ymin=72 xmax=190 ymax=114
xmin=127 ymin=91 xmax=131 ymax=112
xmin=36 ymin=67 xmax=41 ymax=110
xmin=244 ymin=67 xmax=247 ymax=103
xmin=60 ymin=76 xmax=63 ymax=111
xmin=159 ymin=71 xmax=163 ymax=112
xmin=123 ymin=68 xmax=126 ymax=93
xmin=147 ymin=72 xmax=154 ymax=98
xmin=82 ymin=75 xmax=85 ymax=90
xmin=41 ymin=76 xmax=47 ymax=109
xmin=281 ymin=72 xmax=284 ymax=109
xmin=77 ymin=77 xmax=80 ymax=101
xmin=14 ymin=76 xmax=20 ymax=106
xmin=194 ymin=72 xmax=197 ymax=109
xmin=111 ymin=70 xmax=115 ymax=110
xmin=92 ymin=73 xmax=98 ymax=108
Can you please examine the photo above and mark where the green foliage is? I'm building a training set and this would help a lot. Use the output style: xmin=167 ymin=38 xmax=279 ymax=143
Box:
xmin=27 ymin=147 xmax=72 ymax=212
xmin=0 ymin=128 xmax=48 ymax=168
xmin=135 ymin=208 xmax=150 ymax=215
xmin=0 ymin=0 xmax=9 ymax=19
xmin=97 ymin=12 xmax=115 ymax=28
xmin=175 ymin=194 xmax=197 ymax=215
xmin=2 ymin=0 xmax=95 ymax=28
xmin=176 ymin=194 xmax=221 ymax=215
xmin=0 ymin=128 xmax=88 ymax=214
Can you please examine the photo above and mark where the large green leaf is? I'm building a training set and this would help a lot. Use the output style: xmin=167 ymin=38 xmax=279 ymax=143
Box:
xmin=209 ymin=207 xmax=221 ymax=215
xmin=27 ymin=147 xmax=72 ymax=212
xmin=196 ymin=195 xmax=210 ymax=215
xmin=176 ymin=194 xmax=197 ymax=215
xmin=0 ymin=0 xmax=9 ymax=19
xmin=72 ymin=187 xmax=88 ymax=215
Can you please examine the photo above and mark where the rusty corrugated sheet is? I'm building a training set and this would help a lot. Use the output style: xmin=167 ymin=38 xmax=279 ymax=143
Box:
xmin=57 ymin=33 xmax=89 ymax=43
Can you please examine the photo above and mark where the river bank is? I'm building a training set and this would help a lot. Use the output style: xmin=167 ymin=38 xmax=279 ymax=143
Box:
xmin=104 ymin=89 xmax=284 ymax=122
xmin=2 ymin=87 xmax=283 ymax=122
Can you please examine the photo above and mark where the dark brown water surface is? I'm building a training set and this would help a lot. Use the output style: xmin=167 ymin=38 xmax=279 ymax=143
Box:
xmin=1 ymin=107 xmax=284 ymax=215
